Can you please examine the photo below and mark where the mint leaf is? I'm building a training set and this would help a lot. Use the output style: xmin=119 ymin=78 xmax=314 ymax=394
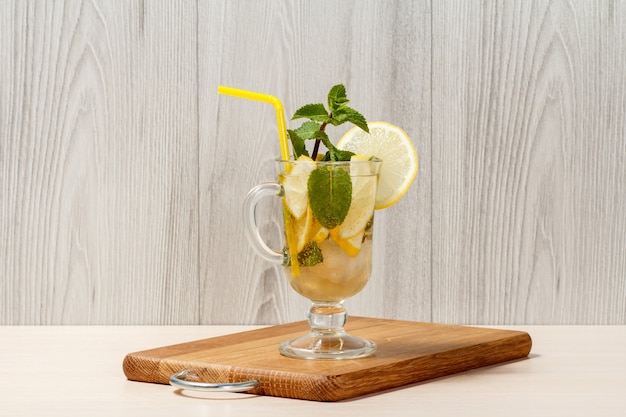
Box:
xmin=294 ymin=121 xmax=322 ymax=140
xmin=287 ymin=129 xmax=309 ymax=158
xmin=334 ymin=107 xmax=369 ymax=132
xmin=298 ymin=241 xmax=323 ymax=266
xmin=312 ymin=130 xmax=354 ymax=161
xmin=327 ymin=148 xmax=355 ymax=162
xmin=292 ymin=103 xmax=329 ymax=123
xmin=314 ymin=129 xmax=333 ymax=150
xmin=328 ymin=84 xmax=348 ymax=113
xmin=307 ymin=166 xmax=352 ymax=229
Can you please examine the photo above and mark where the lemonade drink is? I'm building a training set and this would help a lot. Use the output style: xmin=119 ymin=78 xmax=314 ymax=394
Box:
xmin=238 ymin=83 xmax=417 ymax=359
xmin=287 ymin=233 xmax=373 ymax=302
xmin=278 ymin=158 xmax=380 ymax=302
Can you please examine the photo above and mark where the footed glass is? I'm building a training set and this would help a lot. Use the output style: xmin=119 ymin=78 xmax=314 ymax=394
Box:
xmin=243 ymin=158 xmax=381 ymax=360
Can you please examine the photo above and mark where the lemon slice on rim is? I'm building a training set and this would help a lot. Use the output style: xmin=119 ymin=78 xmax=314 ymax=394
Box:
xmin=337 ymin=122 xmax=418 ymax=209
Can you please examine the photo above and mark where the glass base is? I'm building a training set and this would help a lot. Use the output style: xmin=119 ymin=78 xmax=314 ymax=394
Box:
xmin=279 ymin=302 xmax=376 ymax=360
xmin=279 ymin=332 xmax=376 ymax=360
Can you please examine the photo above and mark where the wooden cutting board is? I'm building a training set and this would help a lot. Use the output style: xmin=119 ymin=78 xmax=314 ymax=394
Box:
xmin=123 ymin=317 xmax=532 ymax=401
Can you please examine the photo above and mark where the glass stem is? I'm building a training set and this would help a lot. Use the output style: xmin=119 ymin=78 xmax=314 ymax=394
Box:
xmin=308 ymin=302 xmax=347 ymax=334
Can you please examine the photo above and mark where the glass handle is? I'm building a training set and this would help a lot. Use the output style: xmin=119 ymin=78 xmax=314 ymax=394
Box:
xmin=242 ymin=182 xmax=284 ymax=265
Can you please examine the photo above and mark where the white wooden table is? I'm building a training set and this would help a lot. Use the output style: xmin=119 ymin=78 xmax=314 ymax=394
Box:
xmin=1 ymin=325 xmax=624 ymax=416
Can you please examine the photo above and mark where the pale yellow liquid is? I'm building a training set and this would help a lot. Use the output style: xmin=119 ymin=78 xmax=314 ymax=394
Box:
xmin=285 ymin=231 xmax=373 ymax=302
xmin=279 ymin=160 xmax=378 ymax=303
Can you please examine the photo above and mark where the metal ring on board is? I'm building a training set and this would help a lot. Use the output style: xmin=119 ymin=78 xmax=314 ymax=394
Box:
xmin=169 ymin=369 xmax=259 ymax=393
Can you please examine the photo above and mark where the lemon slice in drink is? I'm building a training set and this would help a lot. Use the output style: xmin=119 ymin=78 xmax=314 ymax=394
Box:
xmin=292 ymin=206 xmax=313 ymax=253
xmin=308 ymin=215 xmax=329 ymax=243
xmin=337 ymin=122 xmax=418 ymax=209
xmin=282 ymin=155 xmax=316 ymax=218
xmin=338 ymin=155 xmax=377 ymax=239
xmin=329 ymin=227 xmax=362 ymax=257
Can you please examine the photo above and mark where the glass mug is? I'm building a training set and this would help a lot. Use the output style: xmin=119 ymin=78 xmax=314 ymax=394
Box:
xmin=243 ymin=158 xmax=381 ymax=359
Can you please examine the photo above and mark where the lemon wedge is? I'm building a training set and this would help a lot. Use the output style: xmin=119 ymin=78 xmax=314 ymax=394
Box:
xmin=329 ymin=227 xmax=363 ymax=257
xmin=308 ymin=215 xmax=329 ymax=243
xmin=292 ymin=206 xmax=313 ymax=253
xmin=338 ymin=155 xmax=377 ymax=239
xmin=281 ymin=155 xmax=316 ymax=219
xmin=337 ymin=122 xmax=418 ymax=209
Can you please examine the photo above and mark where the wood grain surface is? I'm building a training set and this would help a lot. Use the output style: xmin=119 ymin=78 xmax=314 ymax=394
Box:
xmin=431 ymin=0 xmax=626 ymax=324
xmin=1 ymin=0 xmax=624 ymax=325
xmin=123 ymin=317 xmax=532 ymax=401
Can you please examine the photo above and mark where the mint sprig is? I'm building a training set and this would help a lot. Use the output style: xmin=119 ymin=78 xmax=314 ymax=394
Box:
xmin=287 ymin=84 xmax=369 ymax=161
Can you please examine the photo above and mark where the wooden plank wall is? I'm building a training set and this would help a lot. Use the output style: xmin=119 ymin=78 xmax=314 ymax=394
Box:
xmin=1 ymin=0 xmax=624 ymax=325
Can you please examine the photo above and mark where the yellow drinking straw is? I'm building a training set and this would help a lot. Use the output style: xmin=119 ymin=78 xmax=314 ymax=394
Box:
xmin=217 ymin=86 xmax=290 ymax=160
xmin=218 ymin=85 xmax=300 ymax=275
